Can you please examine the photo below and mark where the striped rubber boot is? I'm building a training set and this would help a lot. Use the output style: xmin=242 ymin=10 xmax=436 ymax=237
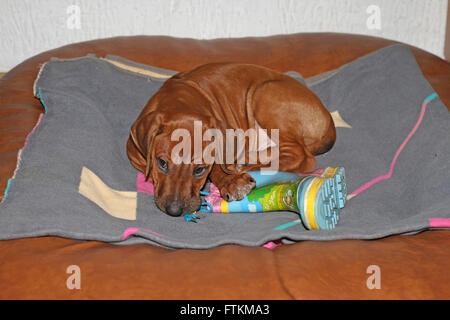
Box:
xmin=296 ymin=167 xmax=347 ymax=230
xmin=317 ymin=167 xmax=347 ymax=209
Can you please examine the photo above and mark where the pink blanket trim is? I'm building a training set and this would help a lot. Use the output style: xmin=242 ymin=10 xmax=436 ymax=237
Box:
xmin=136 ymin=172 xmax=154 ymax=194
xmin=122 ymin=227 xmax=164 ymax=240
xmin=24 ymin=113 xmax=44 ymax=147
xmin=349 ymin=96 xmax=435 ymax=197
xmin=429 ymin=218 xmax=450 ymax=228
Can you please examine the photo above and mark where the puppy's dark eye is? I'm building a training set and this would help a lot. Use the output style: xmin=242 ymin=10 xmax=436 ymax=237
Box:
xmin=193 ymin=166 xmax=207 ymax=177
xmin=157 ymin=158 xmax=169 ymax=173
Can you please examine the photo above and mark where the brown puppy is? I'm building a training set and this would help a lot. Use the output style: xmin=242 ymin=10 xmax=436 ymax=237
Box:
xmin=127 ymin=63 xmax=335 ymax=217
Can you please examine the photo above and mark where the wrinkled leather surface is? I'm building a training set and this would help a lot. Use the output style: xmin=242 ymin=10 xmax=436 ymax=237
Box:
xmin=0 ymin=33 xmax=449 ymax=299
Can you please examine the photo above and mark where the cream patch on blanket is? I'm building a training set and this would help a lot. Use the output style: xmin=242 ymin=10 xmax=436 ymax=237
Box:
xmin=78 ymin=167 xmax=137 ymax=221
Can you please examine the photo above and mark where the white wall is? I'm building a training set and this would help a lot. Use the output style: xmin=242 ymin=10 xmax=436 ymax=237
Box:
xmin=0 ymin=0 xmax=448 ymax=71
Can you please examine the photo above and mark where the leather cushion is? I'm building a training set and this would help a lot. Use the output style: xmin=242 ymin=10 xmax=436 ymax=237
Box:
xmin=0 ymin=33 xmax=449 ymax=299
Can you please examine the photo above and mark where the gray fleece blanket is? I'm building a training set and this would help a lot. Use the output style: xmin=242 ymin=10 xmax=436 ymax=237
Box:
xmin=0 ymin=44 xmax=448 ymax=249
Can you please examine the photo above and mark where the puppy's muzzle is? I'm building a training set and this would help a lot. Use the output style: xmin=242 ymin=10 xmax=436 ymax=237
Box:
xmin=165 ymin=201 xmax=184 ymax=217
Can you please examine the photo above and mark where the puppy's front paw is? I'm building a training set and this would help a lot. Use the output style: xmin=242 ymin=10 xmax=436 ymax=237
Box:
xmin=217 ymin=172 xmax=256 ymax=202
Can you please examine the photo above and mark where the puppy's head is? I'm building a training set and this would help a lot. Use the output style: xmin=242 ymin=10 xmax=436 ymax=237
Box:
xmin=127 ymin=111 xmax=224 ymax=216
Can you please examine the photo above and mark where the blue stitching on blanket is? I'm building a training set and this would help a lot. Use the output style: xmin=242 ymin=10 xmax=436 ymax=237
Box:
xmin=1 ymin=87 xmax=47 ymax=204
xmin=1 ymin=179 xmax=12 ymax=203
xmin=37 ymin=87 xmax=48 ymax=114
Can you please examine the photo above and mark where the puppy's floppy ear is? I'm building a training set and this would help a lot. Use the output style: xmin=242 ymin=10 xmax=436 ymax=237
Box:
xmin=206 ymin=116 xmax=238 ymax=175
xmin=127 ymin=111 xmax=163 ymax=182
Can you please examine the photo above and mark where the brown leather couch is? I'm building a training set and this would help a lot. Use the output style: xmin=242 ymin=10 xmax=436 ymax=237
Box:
xmin=0 ymin=33 xmax=449 ymax=299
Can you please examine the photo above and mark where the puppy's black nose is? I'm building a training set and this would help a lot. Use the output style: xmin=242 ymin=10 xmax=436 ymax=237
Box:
xmin=165 ymin=202 xmax=184 ymax=217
